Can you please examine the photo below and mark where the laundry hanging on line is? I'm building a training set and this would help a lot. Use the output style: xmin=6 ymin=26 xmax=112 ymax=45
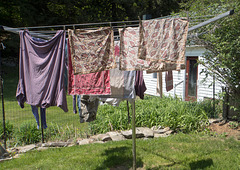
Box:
xmin=68 ymin=27 xmax=116 ymax=75
xmin=99 ymin=41 xmax=137 ymax=106
xmin=119 ymin=25 xmax=186 ymax=73
xmin=31 ymin=106 xmax=47 ymax=129
xmin=138 ymin=18 xmax=189 ymax=71
xmin=15 ymin=18 xmax=189 ymax=119
xmin=67 ymin=40 xmax=111 ymax=95
xmin=16 ymin=30 xmax=68 ymax=112
xmin=165 ymin=71 xmax=173 ymax=92
xmin=135 ymin=70 xmax=147 ymax=99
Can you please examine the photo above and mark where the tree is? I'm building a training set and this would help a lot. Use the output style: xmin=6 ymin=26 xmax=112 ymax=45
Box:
xmin=1 ymin=0 xmax=182 ymax=58
xmin=179 ymin=0 xmax=240 ymax=118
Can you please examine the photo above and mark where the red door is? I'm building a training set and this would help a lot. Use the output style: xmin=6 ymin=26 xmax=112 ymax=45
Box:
xmin=185 ymin=57 xmax=198 ymax=101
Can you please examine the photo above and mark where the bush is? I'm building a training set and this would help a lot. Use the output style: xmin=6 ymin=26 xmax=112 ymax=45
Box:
xmin=44 ymin=123 xmax=79 ymax=142
xmin=0 ymin=120 xmax=14 ymax=140
xmin=14 ymin=122 xmax=41 ymax=145
xmin=89 ymin=96 xmax=213 ymax=134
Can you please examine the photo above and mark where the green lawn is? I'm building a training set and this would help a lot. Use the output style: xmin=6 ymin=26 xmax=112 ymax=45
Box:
xmin=2 ymin=65 xmax=82 ymax=127
xmin=1 ymin=65 xmax=89 ymax=146
xmin=1 ymin=133 xmax=240 ymax=170
xmin=2 ymin=65 xmax=239 ymax=169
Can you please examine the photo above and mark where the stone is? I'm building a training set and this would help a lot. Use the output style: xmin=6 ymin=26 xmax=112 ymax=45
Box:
xmin=13 ymin=154 xmax=21 ymax=159
xmin=91 ymin=134 xmax=112 ymax=142
xmin=136 ymin=127 xmax=154 ymax=138
xmin=153 ymin=129 xmax=167 ymax=134
xmin=107 ymin=131 xmax=125 ymax=141
xmin=42 ymin=142 xmax=71 ymax=147
xmin=93 ymin=141 xmax=104 ymax=144
xmin=37 ymin=147 xmax=49 ymax=151
xmin=154 ymin=133 xmax=170 ymax=138
xmin=15 ymin=144 xmax=37 ymax=153
xmin=165 ymin=130 xmax=174 ymax=135
xmin=121 ymin=129 xmax=145 ymax=139
xmin=163 ymin=127 xmax=170 ymax=131
xmin=121 ymin=130 xmax=132 ymax=139
xmin=209 ymin=118 xmax=221 ymax=124
xmin=0 ymin=145 xmax=8 ymax=158
xmin=153 ymin=127 xmax=171 ymax=134
xmin=98 ymin=134 xmax=112 ymax=142
xmin=77 ymin=139 xmax=94 ymax=145
xmin=67 ymin=139 xmax=74 ymax=143
xmin=151 ymin=126 xmax=163 ymax=131
xmin=0 ymin=157 xmax=12 ymax=162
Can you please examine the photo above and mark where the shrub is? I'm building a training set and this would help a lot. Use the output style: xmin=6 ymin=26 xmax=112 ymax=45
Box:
xmin=0 ymin=120 xmax=14 ymax=140
xmin=44 ymin=123 xmax=79 ymax=142
xmin=14 ymin=122 xmax=41 ymax=145
xmin=89 ymin=95 xmax=212 ymax=134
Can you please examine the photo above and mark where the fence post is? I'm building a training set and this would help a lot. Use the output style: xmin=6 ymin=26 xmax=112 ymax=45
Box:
xmin=40 ymin=109 xmax=44 ymax=143
xmin=0 ymin=43 xmax=6 ymax=149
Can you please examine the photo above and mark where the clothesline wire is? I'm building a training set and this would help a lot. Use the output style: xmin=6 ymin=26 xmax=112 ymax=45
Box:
xmin=1 ymin=10 xmax=233 ymax=40
xmin=31 ymin=24 xmax=139 ymax=34
xmin=5 ymin=14 xmax=175 ymax=30
xmin=8 ymin=20 xmax=141 ymax=30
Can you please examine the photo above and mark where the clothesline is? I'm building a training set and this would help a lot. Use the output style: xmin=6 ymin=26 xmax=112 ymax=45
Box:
xmin=0 ymin=11 xmax=234 ymax=170
xmin=1 ymin=10 xmax=233 ymax=41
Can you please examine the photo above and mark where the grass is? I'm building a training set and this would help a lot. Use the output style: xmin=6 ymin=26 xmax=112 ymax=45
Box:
xmin=1 ymin=133 xmax=240 ymax=169
xmin=1 ymin=61 xmax=240 ymax=169
xmin=1 ymin=65 xmax=89 ymax=146
xmin=2 ymin=65 xmax=82 ymax=127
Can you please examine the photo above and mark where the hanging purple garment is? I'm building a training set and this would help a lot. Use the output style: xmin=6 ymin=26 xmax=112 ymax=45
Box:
xmin=16 ymin=30 xmax=68 ymax=112
xmin=134 ymin=71 xmax=147 ymax=99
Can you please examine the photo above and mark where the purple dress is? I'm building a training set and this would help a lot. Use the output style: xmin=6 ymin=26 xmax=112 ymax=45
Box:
xmin=16 ymin=30 xmax=68 ymax=112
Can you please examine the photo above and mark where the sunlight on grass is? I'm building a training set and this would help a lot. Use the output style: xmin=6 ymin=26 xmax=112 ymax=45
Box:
xmin=1 ymin=133 xmax=240 ymax=169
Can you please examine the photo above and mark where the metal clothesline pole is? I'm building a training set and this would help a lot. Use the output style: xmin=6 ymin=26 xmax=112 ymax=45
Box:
xmin=131 ymin=100 xmax=136 ymax=170
xmin=16 ymin=20 xmax=140 ymax=30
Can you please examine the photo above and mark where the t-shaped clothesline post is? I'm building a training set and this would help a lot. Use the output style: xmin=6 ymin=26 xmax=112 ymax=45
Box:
xmin=131 ymin=100 xmax=136 ymax=169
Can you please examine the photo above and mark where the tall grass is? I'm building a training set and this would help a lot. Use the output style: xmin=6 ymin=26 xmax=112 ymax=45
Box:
xmin=89 ymin=95 xmax=217 ymax=134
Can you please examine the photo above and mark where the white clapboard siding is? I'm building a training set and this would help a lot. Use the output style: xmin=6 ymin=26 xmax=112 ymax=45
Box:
xmin=143 ymin=45 xmax=224 ymax=101
xmin=143 ymin=71 xmax=158 ymax=96
xmin=197 ymin=63 xmax=224 ymax=100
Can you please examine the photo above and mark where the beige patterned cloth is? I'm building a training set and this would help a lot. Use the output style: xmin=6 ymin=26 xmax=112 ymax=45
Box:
xmin=68 ymin=27 xmax=116 ymax=75
xmin=119 ymin=26 xmax=185 ymax=72
xmin=138 ymin=18 xmax=189 ymax=71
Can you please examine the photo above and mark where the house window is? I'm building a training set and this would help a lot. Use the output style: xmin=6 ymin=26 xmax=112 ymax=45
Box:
xmin=153 ymin=72 xmax=157 ymax=79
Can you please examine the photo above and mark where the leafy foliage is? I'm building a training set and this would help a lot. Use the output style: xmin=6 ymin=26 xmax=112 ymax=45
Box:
xmin=14 ymin=122 xmax=41 ymax=145
xmin=0 ymin=120 xmax=14 ymax=140
xmin=0 ymin=0 xmax=181 ymax=27
xmin=89 ymin=96 xmax=214 ymax=134
xmin=0 ymin=0 xmax=182 ymax=61
xmin=179 ymin=0 xmax=240 ymax=95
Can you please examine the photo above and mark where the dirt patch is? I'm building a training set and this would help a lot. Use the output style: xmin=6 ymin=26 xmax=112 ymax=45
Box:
xmin=208 ymin=120 xmax=240 ymax=140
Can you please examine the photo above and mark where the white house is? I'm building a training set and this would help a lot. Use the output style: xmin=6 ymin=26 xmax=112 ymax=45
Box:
xmin=143 ymin=45 xmax=224 ymax=101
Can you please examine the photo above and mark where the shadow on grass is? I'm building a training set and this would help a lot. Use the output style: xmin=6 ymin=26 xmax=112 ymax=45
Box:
xmin=95 ymin=146 xmax=144 ymax=170
xmin=140 ymin=146 xmax=214 ymax=170
xmin=189 ymin=158 xmax=213 ymax=170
